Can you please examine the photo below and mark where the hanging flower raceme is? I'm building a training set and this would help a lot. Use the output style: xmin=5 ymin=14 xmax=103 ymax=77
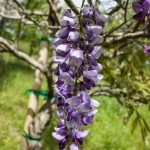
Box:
xmin=52 ymin=5 xmax=109 ymax=150
xmin=132 ymin=0 xmax=150 ymax=54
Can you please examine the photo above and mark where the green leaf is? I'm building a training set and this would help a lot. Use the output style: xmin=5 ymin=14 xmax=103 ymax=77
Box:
xmin=137 ymin=50 xmax=146 ymax=63
xmin=123 ymin=109 xmax=133 ymax=125
xmin=131 ymin=116 xmax=140 ymax=134
xmin=141 ymin=127 xmax=148 ymax=144
xmin=142 ymin=118 xmax=150 ymax=133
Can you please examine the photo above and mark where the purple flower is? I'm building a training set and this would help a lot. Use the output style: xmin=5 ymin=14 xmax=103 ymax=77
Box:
xmin=132 ymin=0 xmax=150 ymax=20
xmin=52 ymin=132 xmax=65 ymax=141
xmin=89 ymin=58 xmax=103 ymax=71
xmin=55 ymin=107 xmax=67 ymax=120
xmin=94 ymin=11 xmax=109 ymax=26
xmin=82 ymin=5 xmax=94 ymax=17
xmin=70 ymin=142 xmax=78 ymax=150
xmin=82 ymin=115 xmax=94 ymax=125
xmin=89 ymin=46 xmax=103 ymax=59
xmin=144 ymin=43 xmax=150 ymax=54
xmin=56 ymin=44 xmax=71 ymax=53
xmin=52 ymin=132 xmax=67 ymax=149
xmin=83 ymin=70 xmax=103 ymax=84
xmin=52 ymin=38 xmax=67 ymax=45
xmin=55 ymin=27 xmax=69 ymax=38
xmin=71 ymin=129 xmax=90 ymax=145
xmin=53 ymin=56 xmax=66 ymax=63
xmin=86 ymin=25 xmax=102 ymax=38
xmin=67 ymin=31 xmax=80 ymax=42
xmin=90 ymin=36 xmax=104 ymax=45
xmin=52 ymin=5 xmax=107 ymax=149
xmin=68 ymin=49 xmax=84 ymax=67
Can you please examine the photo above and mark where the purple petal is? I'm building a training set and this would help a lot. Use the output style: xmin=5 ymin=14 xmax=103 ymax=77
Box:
xmin=68 ymin=67 xmax=76 ymax=78
xmin=67 ymin=120 xmax=82 ymax=130
xmin=52 ymin=38 xmax=67 ymax=45
xmin=96 ymin=14 xmax=109 ymax=26
xmin=66 ymin=105 xmax=73 ymax=114
xmin=63 ymin=9 xmax=72 ymax=17
xmin=86 ymin=109 xmax=98 ymax=116
xmin=67 ymin=31 xmax=79 ymax=41
xmin=54 ymin=127 xmax=67 ymax=134
xmin=82 ymin=5 xmax=91 ymax=17
xmin=90 ymin=99 xmax=100 ymax=108
xmin=70 ymin=49 xmax=84 ymax=59
xmin=142 ymin=0 xmax=150 ymax=14
xmin=86 ymin=28 xmax=93 ymax=39
xmin=83 ymin=70 xmax=98 ymax=79
xmin=84 ymin=77 xmax=96 ymax=89
xmin=78 ymin=102 xmax=91 ymax=113
xmin=67 ymin=120 xmax=74 ymax=129
xmin=56 ymin=27 xmax=69 ymax=38
xmin=69 ymin=49 xmax=84 ymax=67
xmin=87 ymin=25 xmax=103 ymax=36
xmin=80 ymin=91 xmax=90 ymax=103
xmin=75 ymin=120 xmax=83 ymax=130
xmin=76 ymin=130 xmax=90 ymax=139
xmin=132 ymin=2 xmax=142 ymax=13
xmin=52 ymin=132 xmax=64 ymax=141
xmin=60 ymin=16 xmax=76 ymax=28
xmin=56 ymin=44 xmax=70 ymax=52
xmin=71 ymin=111 xmax=79 ymax=120
xmin=59 ymin=138 xmax=66 ymax=149
xmin=89 ymin=46 xmax=103 ymax=59
xmin=55 ymin=83 xmax=66 ymax=95
xmin=90 ymin=63 xmax=103 ymax=71
xmin=91 ymin=74 xmax=103 ymax=84
xmin=91 ymin=36 xmax=104 ymax=45
xmin=70 ymin=142 xmax=78 ymax=150
xmin=82 ymin=115 xmax=94 ymax=125
xmin=53 ymin=56 xmax=66 ymax=63
xmin=100 ymin=14 xmax=109 ymax=23
xmin=59 ymin=72 xmax=75 ymax=85
xmin=144 ymin=43 xmax=150 ymax=54
xmin=54 ymin=85 xmax=66 ymax=99
xmin=58 ymin=119 xmax=65 ymax=127
xmin=56 ymin=107 xmax=67 ymax=120
xmin=65 ymin=96 xmax=82 ymax=107
xmin=133 ymin=11 xmax=144 ymax=20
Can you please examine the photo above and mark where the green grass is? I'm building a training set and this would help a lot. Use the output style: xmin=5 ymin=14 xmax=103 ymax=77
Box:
xmin=0 ymin=56 xmax=150 ymax=150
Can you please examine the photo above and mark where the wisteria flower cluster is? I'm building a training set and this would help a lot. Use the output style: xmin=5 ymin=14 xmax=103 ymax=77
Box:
xmin=52 ymin=5 xmax=109 ymax=150
xmin=132 ymin=0 xmax=150 ymax=54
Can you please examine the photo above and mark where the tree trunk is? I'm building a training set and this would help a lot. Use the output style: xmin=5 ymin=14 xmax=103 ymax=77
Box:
xmin=21 ymin=41 xmax=48 ymax=150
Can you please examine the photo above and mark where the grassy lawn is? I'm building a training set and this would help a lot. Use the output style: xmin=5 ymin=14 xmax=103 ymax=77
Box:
xmin=0 ymin=56 xmax=150 ymax=150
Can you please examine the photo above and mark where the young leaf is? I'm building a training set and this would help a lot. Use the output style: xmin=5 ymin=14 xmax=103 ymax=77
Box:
xmin=123 ymin=109 xmax=133 ymax=125
xmin=131 ymin=116 xmax=139 ymax=134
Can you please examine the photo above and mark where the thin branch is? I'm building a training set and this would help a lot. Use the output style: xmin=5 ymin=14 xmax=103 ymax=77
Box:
xmin=105 ymin=20 xmax=129 ymax=38
xmin=0 ymin=36 xmax=46 ymax=72
xmin=110 ymin=31 xmax=150 ymax=44
xmin=0 ymin=12 xmax=60 ymax=29
xmin=27 ymin=10 xmax=49 ymax=16
xmin=87 ymin=0 xmax=93 ymax=5
xmin=13 ymin=0 xmax=25 ymax=11
xmin=64 ymin=0 xmax=79 ymax=15
xmin=115 ymin=0 xmax=124 ymax=10
xmin=0 ymin=1 xmax=60 ymax=29
xmin=47 ymin=0 xmax=59 ymax=25
xmin=124 ymin=0 xmax=129 ymax=22
xmin=107 ymin=5 xmax=120 ymax=16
